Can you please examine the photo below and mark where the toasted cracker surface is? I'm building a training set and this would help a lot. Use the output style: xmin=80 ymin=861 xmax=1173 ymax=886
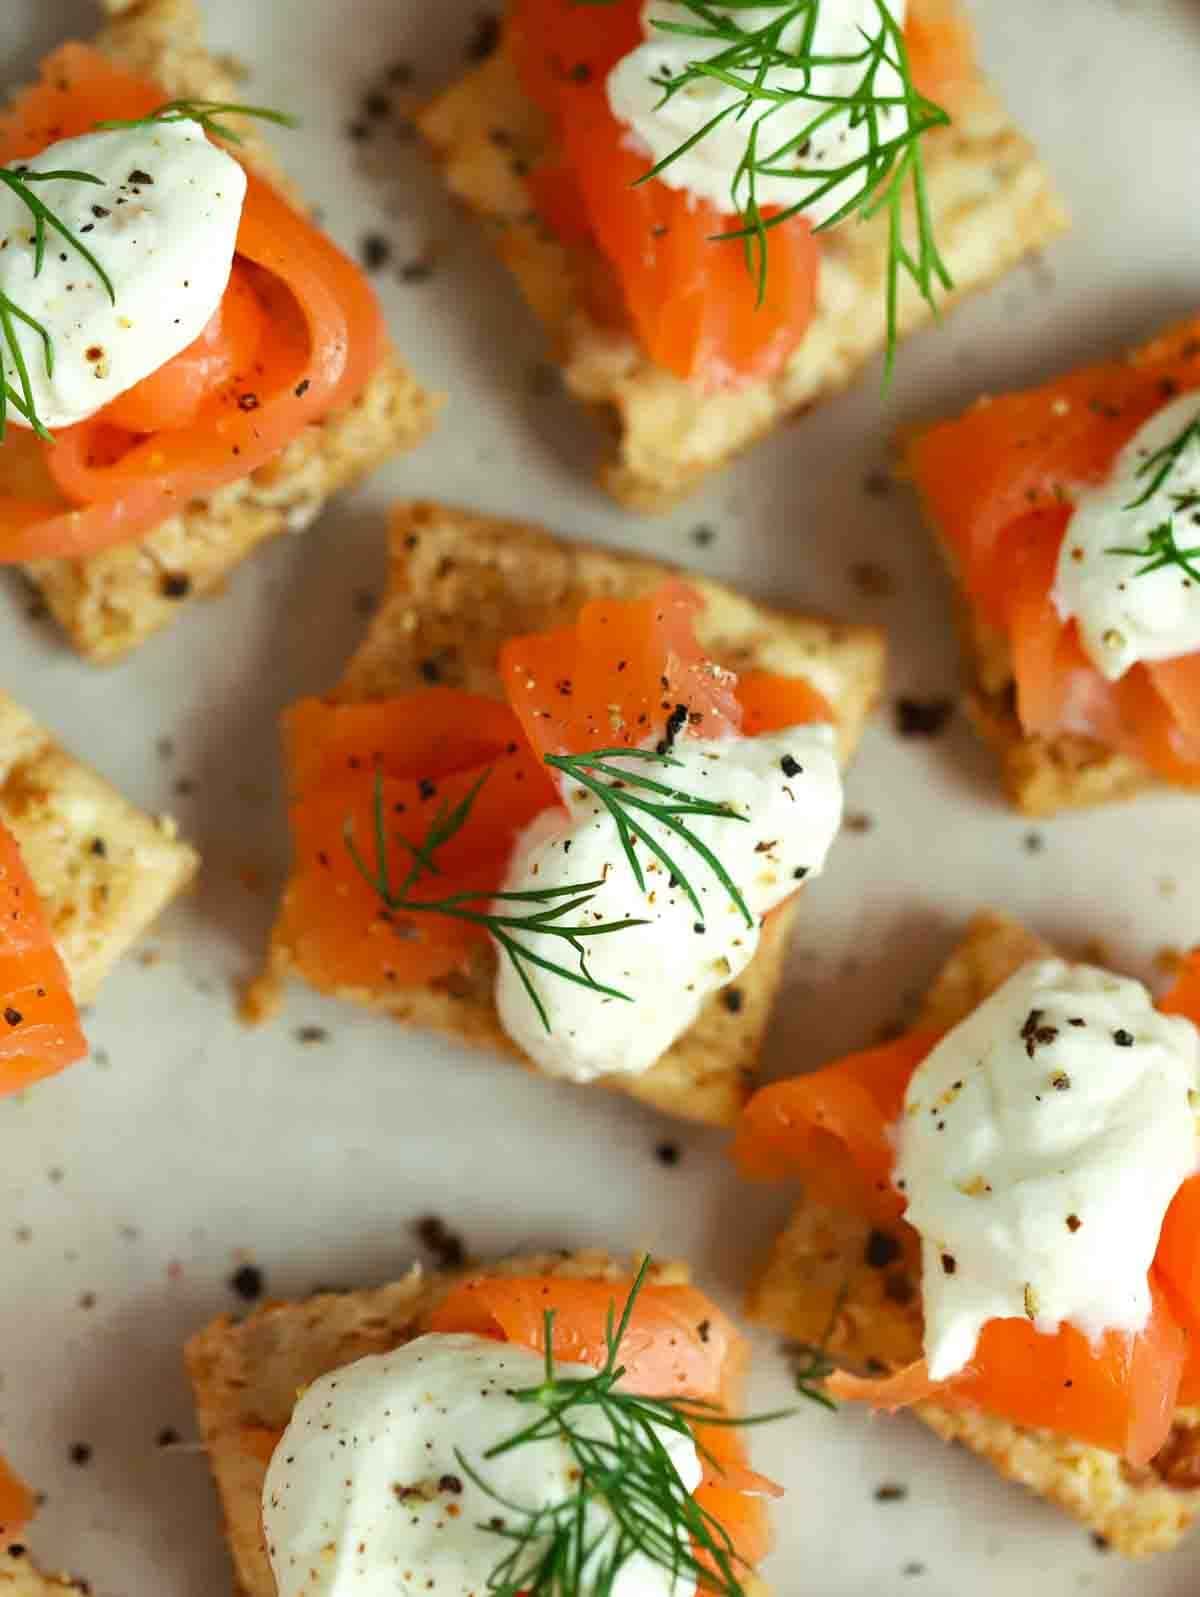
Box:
xmin=0 ymin=692 xmax=197 ymax=1003
xmin=0 ymin=1550 xmax=90 ymax=1597
xmin=186 ymin=1250 xmax=717 ymax=1597
xmin=248 ymin=501 xmax=885 ymax=1126
xmin=747 ymin=910 xmax=1200 ymax=1555
xmin=418 ymin=7 xmax=1067 ymax=510
xmin=5 ymin=0 xmax=435 ymax=664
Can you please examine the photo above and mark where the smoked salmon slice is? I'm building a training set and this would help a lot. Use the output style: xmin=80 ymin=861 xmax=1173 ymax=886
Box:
xmin=275 ymin=693 xmax=558 ymax=993
xmin=0 ymin=46 xmax=385 ymax=563
xmin=0 ymin=821 xmax=87 ymax=1096
xmin=827 ymin=1279 xmax=1186 ymax=1466
xmin=732 ymin=1030 xmax=941 ymax=1223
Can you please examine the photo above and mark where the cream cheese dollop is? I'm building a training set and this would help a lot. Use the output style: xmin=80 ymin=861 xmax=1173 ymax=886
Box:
xmin=0 ymin=120 xmax=245 ymax=430
xmin=895 ymin=959 xmax=1200 ymax=1381
xmin=262 ymin=1331 xmax=703 ymax=1597
xmin=1053 ymin=391 xmax=1200 ymax=680
xmin=494 ymin=725 xmax=843 ymax=1082
xmin=606 ymin=0 xmax=909 ymax=225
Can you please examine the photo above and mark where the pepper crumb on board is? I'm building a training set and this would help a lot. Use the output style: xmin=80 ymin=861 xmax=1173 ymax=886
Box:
xmin=294 ymin=1026 xmax=329 ymax=1045
xmin=413 ymin=1214 xmax=466 ymax=1271
xmin=655 ymin=1141 xmax=681 ymax=1167
xmin=360 ymin=234 xmax=391 ymax=273
xmin=68 ymin=1443 xmax=92 ymax=1467
xmin=862 ymin=469 xmax=891 ymax=498
xmin=1091 ymin=1534 xmax=1110 ymax=1553
xmin=874 ymin=1483 xmax=908 ymax=1503
xmin=1023 ymin=830 xmax=1045 ymax=853
xmin=902 ymin=1562 xmax=926 ymax=1578
xmin=400 ymin=259 xmax=435 ymax=284
xmin=689 ymin=523 xmax=716 ymax=548
xmin=895 ymin=697 xmax=955 ymax=738
xmin=845 ymin=810 xmax=873 ymax=834
xmin=229 ymin=1263 xmax=265 ymax=1302
xmin=156 ymin=1427 xmax=181 ymax=1448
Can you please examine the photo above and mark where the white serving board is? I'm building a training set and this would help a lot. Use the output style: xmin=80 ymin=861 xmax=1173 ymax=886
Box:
xmin=1 ymin=1 xmax=1200 ymax=1593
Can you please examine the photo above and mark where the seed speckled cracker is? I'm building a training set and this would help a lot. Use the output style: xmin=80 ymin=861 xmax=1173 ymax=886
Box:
xmin=247 ymin=501 xmax=884 ymax=1126
xmin=747 ymin=911 xmax=1200 ymax=1556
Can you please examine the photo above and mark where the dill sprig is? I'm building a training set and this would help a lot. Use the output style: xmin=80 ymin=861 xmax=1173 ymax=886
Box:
xmin=0 ymin=165 xmax=114 ymax=440
xmin=785 ymin=1282 xmax=849 ymax=1410
xmin=346 ymin=745 xmax=755 ymax=1032
xmin=1106 ymin=520 xmax=1200 ymax=585
xmin=546 ymin=748 xmax=753 ymax=931
xmin=633 ymin=0 xmax=953 ymax=378
xmin=1107 ymin=412 xmax=1200 ymax=581
xmin=96 ymin=99 xmax=298 ymax=146
xmin=1123 ymin=413 xmax=1200 ymax=511
xmin=344 ymin=769 xmax=647 ymax=1033
xmin=0 ymin=101 xmax=294 ymax=439
xmin=458 ymin=1257 xmax=790 ymax=1596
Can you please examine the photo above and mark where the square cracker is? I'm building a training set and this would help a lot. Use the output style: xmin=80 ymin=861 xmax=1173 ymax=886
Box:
xmin=0 ymin=1550 xmax=89 ymax=1597
xmin=247 ymin=500 xmax=886 ymax=1126
xmin=0 ymin=692 xmax=197 ymax=1003
xmin=4 ymin=0 xmax=437 ymax=664
xmin=417 ymin=6 xmax=1067 ymax=511
xmin=185 ymin=1250 xmax=770 ymax=1597
xmin=747 ymin=910 xmax=1200 ymax=1556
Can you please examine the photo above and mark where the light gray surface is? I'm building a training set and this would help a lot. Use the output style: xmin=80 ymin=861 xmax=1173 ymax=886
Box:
xmin=1 ymin=0 xmax=1199 ymax=1593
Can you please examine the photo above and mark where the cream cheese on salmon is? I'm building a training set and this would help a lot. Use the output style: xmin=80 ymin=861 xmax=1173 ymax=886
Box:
xmin=1053 ymin=391 xmax=1200 ymax=680
xmin=895 ymin=959 xmax=1200 ymax=1381
xmin=262 ymin=1331 xmax=703 ymax=1597
xmin=494 ymin=725 xmax=842 ymax=1082
xmin=0 ymin=121 xmax=245 ymax=429
xmin=606 ymin=0 xmax=910 ymax=226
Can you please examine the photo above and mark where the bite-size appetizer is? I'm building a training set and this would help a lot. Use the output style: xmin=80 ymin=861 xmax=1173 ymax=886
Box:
xmin=734 ymin=912 xmax=1200 ymax=1556
xmin=0 ymin=0 xmax=433 ymax=663
xmin=0 ymin=692 xmax=196 ymax=1009
xmin=419 ymin=0 xmax=1064 ymax=509
xmin=906 ymin=319 xmax=1200 ymax=813
xmin=187 ymin=1252 xmax=776 ymax=1597
xmin=247 ymin=502 xmax=884 ymax=1125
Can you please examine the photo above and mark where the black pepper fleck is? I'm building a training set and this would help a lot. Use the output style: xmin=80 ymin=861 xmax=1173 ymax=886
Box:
xmin=1113 ymin=1029 xmax=1134 ymax=1048
xmin=229 ymin=1264 xmax=264 ymax=1302
xmin=360 ymin=234 xmax=391 ymax=273
xmin=160 ymin=571 xmax=192 ymax=600
xmin=655 ymin=1142 xmax=681 ymax=1167
xmin=895 ymin=697 xmax=955 ymax=738
xmin=721 ymin=987 xmax=744 ymax=1014
xmin=780 ymin=754 xmax=801 ymax=777
xmin=68 ymin=1443 xmax=92 ymax=1467
xmin=874 ymin=1483 xmax=908 ymax=1502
